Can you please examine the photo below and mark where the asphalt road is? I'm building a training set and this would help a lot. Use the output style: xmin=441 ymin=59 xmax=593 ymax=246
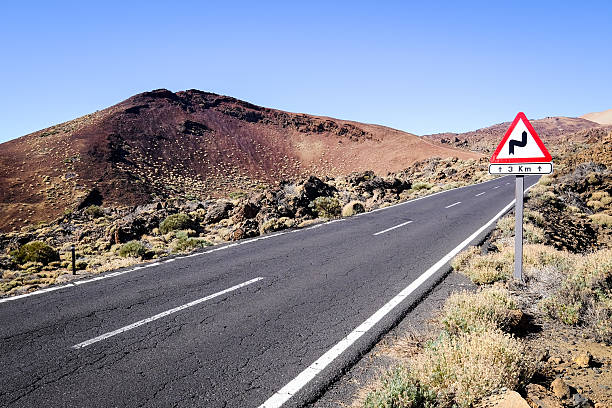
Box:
xmin=0 ymin=175 xmax=539 ymax=407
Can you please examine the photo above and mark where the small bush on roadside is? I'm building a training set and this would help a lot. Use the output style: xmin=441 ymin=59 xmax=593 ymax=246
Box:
xmin=364 ymin=367 xmax=437 ymax=408
xmin=84 ymin=205 xmax=104 ymax=218
xmin=441 ymin=288 xmax=518 ymax=335
xmin=118 ymin=241 xmax=146 ymax=258
xmin=341 ymin=201 xmax=365 ymax=217
xmin=310 ymin=197 xmax=341 ymax=218
xmin=173 ymin=237 xmax=212 ymax=253
xmin=11 ymin=241 xmax=60 ymax=266
xmin=411 ymin=329 xmax=535 ymax=408
xmin=159 ymin=213 xmax=193 ymax=234
xmin=412 ymin=181 xmax=433 ymax=191
xmin=453 ymin=249 xmax=512 ymax=284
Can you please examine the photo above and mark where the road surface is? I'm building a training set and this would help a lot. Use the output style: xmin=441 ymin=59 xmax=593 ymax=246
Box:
xmin=0 ymin=175 xmax=539 ymax=407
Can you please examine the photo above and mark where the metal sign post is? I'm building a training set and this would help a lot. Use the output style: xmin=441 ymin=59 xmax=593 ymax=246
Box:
xmin=514 ymin=176 xmax=524 ymax=282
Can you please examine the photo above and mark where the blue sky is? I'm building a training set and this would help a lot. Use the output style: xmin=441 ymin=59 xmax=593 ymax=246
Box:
xmin=1 ymin=1 xmax=611 ymax=143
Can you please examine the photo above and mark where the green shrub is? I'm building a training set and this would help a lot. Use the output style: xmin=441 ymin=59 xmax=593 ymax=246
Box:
xmin=228 ymin=190 xmax=246 ymax=200
xmin=84 ymin=205 xmax=104 ymax=218
xmin=159 ymin=213 xmax=193 ymax=234
xmin=119 ymin=241 xmax=146 ymax=258
xmin=412 ymin=181 xmax=433 ymax=191
xmin=364 ymin=366 xmax=437 ymax=408
xmin=310 ymin=197 xmax=341 ymax=218
xmin=173 ymin=237 xmax=212 ymax=252
xmin=11 ymin=241 xmax=60 ymax=266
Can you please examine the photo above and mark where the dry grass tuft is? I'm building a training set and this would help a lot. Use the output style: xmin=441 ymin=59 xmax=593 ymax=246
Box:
xmin=541 ymin=248 xmax=612 ymax=342
xmin=410 ymin=329 xmax=535 ymax=408
xmin=440 ymin=288 xmax=518 ymax=335
xmin=452 ymin=247 xmax=513 ymax=284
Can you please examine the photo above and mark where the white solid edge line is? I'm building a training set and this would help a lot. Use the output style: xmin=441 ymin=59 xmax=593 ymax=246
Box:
xmin=71 ymin=277 xmax=264 ymax=349
xmin=475 ymin=192 xmax=486 ymax=197
xmin=0 ymin=176 xmax=515 ymax=305
xmin=444 ymin=201 xmax=461 ymax=209
xmin=372 ymin=220 xmax=413 ymax=236
xmin=258 ymin=181 xmax=537 ymax=408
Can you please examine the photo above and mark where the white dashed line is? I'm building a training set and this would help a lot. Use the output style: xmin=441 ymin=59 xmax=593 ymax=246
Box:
xmin=372 ymin=220 xmax=413 ymax=236
xmin=72 ymin=277 xmax=264 ymax=349
xmin=493 ymin=186 xmax=500 ymax=189
xmin=475 ymin=192 xmax=486 ymax=197
xmin=444 ymin=201 xmax=461 ymax=209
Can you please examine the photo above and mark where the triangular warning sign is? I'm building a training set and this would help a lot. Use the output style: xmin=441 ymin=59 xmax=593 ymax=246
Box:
xmin=490 ymin=112 xmax=552 ymax=163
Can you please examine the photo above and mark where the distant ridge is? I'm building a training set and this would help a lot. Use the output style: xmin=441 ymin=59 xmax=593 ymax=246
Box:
xmin=581 ymin=108 xmax=612 ymax=125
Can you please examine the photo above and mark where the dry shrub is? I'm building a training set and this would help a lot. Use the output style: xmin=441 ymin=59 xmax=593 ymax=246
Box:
xmin=523 ymin=244 xmax=576 ymax=273
xmin=524 ymin=224 xmax=546 ymax=244
xmin=452 ymin=247 xmax=512 ymax=285
xmin=451 ymin=246 xmax=480 ymax=271
xmin=589 ymin=213 xmax=612 ymax=227
xmin=541 ymin=248 xmax=612 ymax=343
xmin=441 ymin=288 xmax=518 ymax=335
xmin=92 ymin=257 xmax=140 ymax=273
xmin=411 ymin=330 xmax=535 ymax=408
xmin=342 ymin=201 xmax=365 ymax=217
xmin=363 ymin=367 xmax=437 ymax=408
xmin=495 ymin=215 xmax=515 ymax=238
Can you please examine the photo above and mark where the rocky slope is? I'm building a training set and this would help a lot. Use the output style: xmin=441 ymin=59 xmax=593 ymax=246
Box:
xmin=422 ymin=115 xmax=609 ymax=155
xmin=0 ymin=156 xmax=492 ymax=297
xmin=0 ymin=89 xmax=479 ymax=232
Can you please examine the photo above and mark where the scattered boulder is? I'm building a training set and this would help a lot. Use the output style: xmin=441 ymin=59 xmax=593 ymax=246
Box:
xmin=204 ymin=201 xmax=233 ymax=224
xmin=550 ymin=377 xmax=571 ymax=399
xmin=482 ymin=390 xmax=530 ymax=408
xmin=573 ymin=351 xmax=593 ymax=368
xmin=526 ymin=383 xmax=563 ymax=408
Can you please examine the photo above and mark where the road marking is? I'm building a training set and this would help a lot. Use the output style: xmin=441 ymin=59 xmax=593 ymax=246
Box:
xmin=475 ymin=192 xmax=486 ymax=197
xmin=72 ymin=277 xmax=264 ymax=349
xmin=493 ymin=186 xmax=500 ymax=189
xmin=444 ymin=201 xmax=461 ymax=208
xmin=259 ymin=183 xmax=537 ymax=408
xmin=372 ymin=220 xmax=413 ymax=236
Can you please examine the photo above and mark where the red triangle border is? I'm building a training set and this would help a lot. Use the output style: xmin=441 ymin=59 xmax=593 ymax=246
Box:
xmin=490 ymin=112 xmax=552 ymax=163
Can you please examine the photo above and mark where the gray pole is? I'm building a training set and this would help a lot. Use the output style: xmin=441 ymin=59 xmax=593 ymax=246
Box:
xmin=514 ymin=175 xmax=524 ymax=282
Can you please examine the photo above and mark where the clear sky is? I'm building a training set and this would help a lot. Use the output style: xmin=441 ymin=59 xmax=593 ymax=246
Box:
xmin=1 ymin=1 xmax=611 ymax=143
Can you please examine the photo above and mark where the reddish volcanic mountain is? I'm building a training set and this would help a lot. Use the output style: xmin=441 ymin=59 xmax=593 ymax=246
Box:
xmin=0 ymin=89 xmax=479 ymax=231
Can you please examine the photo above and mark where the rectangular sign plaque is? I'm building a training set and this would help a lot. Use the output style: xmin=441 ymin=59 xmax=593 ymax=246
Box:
xmin=488 ymin=162 xmax=552 ymax=175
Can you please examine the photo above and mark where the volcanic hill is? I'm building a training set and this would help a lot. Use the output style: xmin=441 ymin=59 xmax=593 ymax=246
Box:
xmin=423 ymin=115 xmax=608 ymax=154
xmin=0 ymin=89 xmax=478 ymax=232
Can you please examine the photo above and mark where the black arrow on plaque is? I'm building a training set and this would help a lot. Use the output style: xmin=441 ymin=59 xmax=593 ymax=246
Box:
xmin=509 ymin=131 xmax=528 ymax=155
